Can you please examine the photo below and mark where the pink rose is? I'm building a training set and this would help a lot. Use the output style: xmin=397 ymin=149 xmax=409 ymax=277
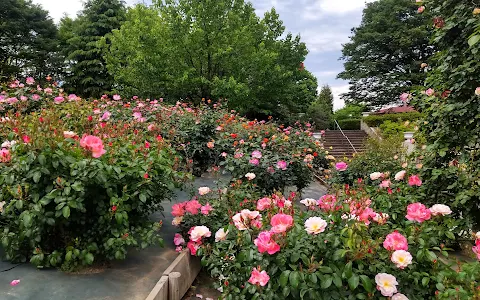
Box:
xmin=0 ymin=148 xmax=11 ymax=162
xmin=249 ymin=158 xmax=259 ymax=166
xmin=425 ymin=88 xmax=434 ymax=96
xmin=472 ymin=239 xmax=480 ymax=260
xmin=248 ymin=268 xmax=270 ymax=287
xmin=394 ymin=170 xmax=406 ymax=181
xmin=101 ymin=111 xmax=111 ymax=121
xmin=408 ymin=175 xmax=422 ymax=186
xmin=54 ymin=96 xmax=64 ymax=104
xmin=406 ymin=203 xmax=431 ymax=223
xmin=187 ymin=241 xmax=200 ymax=256
xmin=379 ymin=180 xmax=391 ymax=188
xmin=383 ymin=231 xmax=408 ymax=251
xmin=113 ymin=94 xmax=121 ymax=100
xmin=335 ymin=161 xmax=348 ymax=171
xmin=171 ymin=203 xmax=186 ymax=217
xmin=317 ymin=194 xmax=340 ymax=212
xmin=251 ymin=150 xmax=262 ymax=159
xmin=399 ymin=93 xmax=410 ymax=102
xmin=80 ymin=135 xmax=106 ymax=158
xmin=185 ymin=200 xmax=202 ymax=215
xmin=254 ymin=231 xmax=280 ymax=255
xmin=189 ymin=226 xmax=211 ymax=242
xmin=256 ymin=197 xmax=272 ymax=211
xmin=26 ymin=77 xmax=35 ymax=85
xmin=276 ymin=160 xmax=287 ymax=170
xmin=418 ymin=6 xmax=425 ymax=13
xmin=200 ymin=203 xmax=213 ymax=215
xmin=174 ymin=233 xmax=185 ymax=246
xmin=10 ymin=279 xmax=20 ymax=286
xmin=270 ymin=214 xmax=293 ymax=233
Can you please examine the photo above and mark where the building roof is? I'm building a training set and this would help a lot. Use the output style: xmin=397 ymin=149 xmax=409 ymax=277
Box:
xmin=373 ymin=105 xmax=416 ymax=115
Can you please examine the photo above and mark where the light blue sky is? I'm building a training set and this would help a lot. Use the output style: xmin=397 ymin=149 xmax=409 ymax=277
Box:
xmin=34 ymin=0 xmax=374 ymax=109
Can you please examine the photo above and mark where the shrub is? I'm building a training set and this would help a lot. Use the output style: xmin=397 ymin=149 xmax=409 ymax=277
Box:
xmin=328 ymin=135 xmax=406 ymax=186
xmin=337 ymin=119 xmax=360 ymax=130
xmin=363 ymin=112 xmax=423 ymax=127
xmin=175 ymin=174 xmax=479 ymax=299
xmin=378 ymin=120 xmax=415 ymax=138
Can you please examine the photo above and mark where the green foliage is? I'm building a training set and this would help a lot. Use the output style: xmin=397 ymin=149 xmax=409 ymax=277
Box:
xmin=105 ymin=2 xmax=317 ymax=122
xmin=412 ymin=0 xmax=480 ymax=228
xmin=379 ymin=120 xmax=413 ymax=138
xmin=363 ymin=112 xmax=424 ymax=127
xmin=61 ymin=0 xmax=126 ymax=98
xmin=338 ymin=0 xmax=434 ymax=107
xmin=334 ymin=104 xmax=365 ymax=121
xmin=336 ymin=119 xmax=360 ymax=130
xmin=306 ymin=85 xmax=333 ymax=130
xmin=329 ymin=136 xmax=405 ymax=186
xmin=0 ymin=0 xmax=62 ymax=82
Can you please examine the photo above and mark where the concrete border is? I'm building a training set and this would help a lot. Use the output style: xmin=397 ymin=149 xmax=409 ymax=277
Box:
xmin=145 ymin=250 xmax=202 ymax=300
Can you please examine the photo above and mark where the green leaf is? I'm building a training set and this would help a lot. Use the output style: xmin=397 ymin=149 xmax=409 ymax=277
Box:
xmin=84 ymin=253 xmax=94 ymax=265
xmin=422 ymin=277 xmax=430 ymax=286
xmin=436 ymin=282 xmax=445 ymax=291
xmin=139 ymin=193 xmax=147 ymax=203
xmin=23 ymin=213 xmax=32 ymax=227
xmin=38 ymin=154 xmax=46 ymax=165
xmin=16 ymin=200 xmax=23 ymax=210
xmin=445 ymin=231 xmax=455 ymax=239
xmin=348 ymin=274 xmax=359 ymax=290
xmin=65 ymin=251 xmax=72 ymax=261
xmin=468 ymin=34 xmax=480 ymax=47
xmin=289 ymin=271 xmax=301 ymax=289
xmin=33 ymin=171 xmax=42 ymax=183
xmin=279 ymin=270 xmax=290 ymax=287
xmin=333 ymin=273 xmax=342 ymax=288
xmin=320 ymin=275 xmax=332 ymax=289
xmin=62 ymin=206 xmax=70 ymax=219
xmin=360 ymin=275 xmax=373 ymax=293
xmin=115 ymin=212 xmax=123 ymax=224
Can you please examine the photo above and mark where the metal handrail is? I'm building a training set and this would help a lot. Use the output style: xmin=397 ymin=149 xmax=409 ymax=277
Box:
xmin=334 ymin=120 xmax=358 ymax=154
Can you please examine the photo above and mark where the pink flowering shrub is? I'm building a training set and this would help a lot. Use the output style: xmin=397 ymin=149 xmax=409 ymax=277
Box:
xmin=0 ymin=82 xmax=186 ymax=270
xmin=176 ymin=177 xmax=479 ymax=299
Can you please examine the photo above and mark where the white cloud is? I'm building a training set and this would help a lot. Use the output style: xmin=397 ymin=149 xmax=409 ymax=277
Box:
xmin=32 ymin=0 xmax=142 ymax=23
xmin=302 ymin=30 xmax=350 ymax=53
xmin=330 ymin=84 xmax=349 ymax=111
xmin=304 ymin=0 xmax=376 ymax=21
xmin=314 ymin=70 xmax=341 ymax=79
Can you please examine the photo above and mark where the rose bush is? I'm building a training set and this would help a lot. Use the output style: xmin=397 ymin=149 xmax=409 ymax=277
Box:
xmin=0 ymin=80 xmax=187 ymax=270
xmin=176 ymin=167 xmax=480 ymax=299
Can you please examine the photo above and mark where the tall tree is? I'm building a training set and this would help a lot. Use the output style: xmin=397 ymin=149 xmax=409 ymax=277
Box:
xmin=105 ymin=1 xmax=316 ymax=121
xmin=61 ymin=0 xmax=126 ymax=98
xmin=0 ymin=0 xmax=61 ymax=82
xmin=338 ymin=0 xmax=434 ymax=107
xmin=306 ymin=85 xmax=333 ymax=129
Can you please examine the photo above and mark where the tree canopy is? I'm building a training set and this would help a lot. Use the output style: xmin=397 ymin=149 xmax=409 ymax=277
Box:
xmin=338 ymin=0 xmax=434 ymax=108
xmin=105 ymin=0 xmax=317 ymax=121
xmin=307 ymin=85 xmax=333 ymax=129
xmin=0 ymin=0 xmax=61 ymax=82
xmin=60 ymin=0 xmax=126 ymax=98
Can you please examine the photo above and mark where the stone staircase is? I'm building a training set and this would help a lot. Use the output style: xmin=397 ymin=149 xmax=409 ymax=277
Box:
xmin=320 ymin=130 xmax=368 ymax=158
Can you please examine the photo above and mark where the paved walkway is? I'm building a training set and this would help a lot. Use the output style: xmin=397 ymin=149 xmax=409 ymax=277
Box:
xmin=0 ymin=177 xmax=327 ymax=300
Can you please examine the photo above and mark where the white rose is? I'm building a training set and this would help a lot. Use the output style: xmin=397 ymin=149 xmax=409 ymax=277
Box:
xmin=172 ymin=216 xmax=183 ymax=226
xmin=392 ymin=293 xmax=409 ymax=300
xmin=0 ymin=201 xmax=5 ymax=213
xmin=198 ymin=187 xmax=211 ymax=196
xmin=375 ymin=273 xmax=398 ymax=297
xmin=232 ymin=213 xmax=248 ymax=230
xmin=304 ymin=217 xmax=327 ymax=235
xmin=429 ymin=204 xmax=452 ymax=216
xmin=63 ymin=131 xmax=77 ymax=138
xmin=215 ymin=228 xmax=229 ymax=242
xmin=394 ymin=170 xmax=406 ymax=181
xmin=370 ymin=172 xmax=383 ymax=180
xmin=284 ymin=200 xmax=292 ymax=208
xmin=190 ymin=226 xmax=211 ymax=242
xmin=300 ymin=198 xmax=317 ymax=207
xmin=391 ymin=250 xmax=413 ymax=269
xmin=245 ymin=173 xmax=256 ymax=180
xmin=476 ymin=231 xmax=480 ymax=240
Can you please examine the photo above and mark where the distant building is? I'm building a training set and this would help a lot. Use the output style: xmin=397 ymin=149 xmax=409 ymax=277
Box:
xmin=371 ymin=105 xmax=416 ymax=115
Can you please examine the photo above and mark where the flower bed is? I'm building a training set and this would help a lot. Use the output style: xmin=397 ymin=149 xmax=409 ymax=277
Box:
xmin=175 ymin=166 xmax=480 ymax=299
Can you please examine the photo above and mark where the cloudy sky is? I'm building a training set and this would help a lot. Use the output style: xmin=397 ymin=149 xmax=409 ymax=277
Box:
xmin=32 ymin=0 xmax=374 ymax=110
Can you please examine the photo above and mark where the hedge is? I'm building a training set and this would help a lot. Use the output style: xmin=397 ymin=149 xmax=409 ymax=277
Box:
xmin=363 ymin=112 xmax=423 ymax=127
xmin=336 ymin=118 xmax=360 ymax=130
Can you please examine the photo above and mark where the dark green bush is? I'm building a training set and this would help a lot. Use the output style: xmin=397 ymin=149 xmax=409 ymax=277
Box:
xmin=363 ymin=112 xmax=423 ymax=127
xmin=336 ymin=118 xmax=360 ymax=130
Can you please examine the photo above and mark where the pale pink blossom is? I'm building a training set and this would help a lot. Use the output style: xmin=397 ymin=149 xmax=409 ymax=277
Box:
xmin=392 ymin=293 xmax=409 ymax=300
xmin=304 ymin=217 xmax=327 ymax=235
xmin=79 ymin=135 xmax=106 ymax=158
xmin=63 ymin=131 xmax=76 ymax=138
xmin=10 ymin=279 xmax=20 ymax=286
xmin=101 ymin=111 xmax=111 ymax=121
xmin=300 ymin=198 xmax=317 ymax=208
xmin=383 ymin=231 xmax=408 ymax=251
xmin=270 ymin=214 xmax=293 ymax=233
xmin=375 ymin=273 xmax=398 ymax=297
xmin=406 ymin=203 xmax=431 ymax=223
xmin=256 ymin=197 xmax=272 ymax=211
xmin=200 ymin=203 xmax=213 ymax=215
xmin=198 ymin=187 xmax=211 ymax=195
xmin=391 ymin=250 xmax=413 ymax=269
xmin=249 ymin=158 xmax=259 ymax=166
xmin=475 ymin=87 xmax=480 ymax=96
xmin=425 ymin=88 xmax=434 ymax=96
xmin=418 ymin=6 xmax=425 ymax=13
xmin=429 ymin=204 xmax=452 ymax=216
xmin=245 ymin=173 xmax=256 ymax=180
xmin=54 ymin=96 xmax=64 ymax=104
xmin=172 ymin=216 xmax=183 ymax=226
xmin=174 ymin=233 xmax=185 ymax=246
xmin=379 ymin=180 xmax=391 ymax=188
xmin=370 ymin=172 xmax=383 ymax=180
xmin=395 ymin=170 xmax=406 ymax=181
xmin=26 ymin=77 xmax=35 ymax=85
xmin=251 ymin=150 xmax=262 ymax=159
xmin=113 ymin=94 xmax=121 ymax=100
xmin=185 ymin=200 xmax=202 ymax=215
xmin=248 ymin=268 xmax=270 ymax=286
xmin=317 ymin=194 xmax=340 ymax=212
xmin=189 ymin=226 xmax=211 ymax=242
xmin=276 ymin=160 xmax=287 ymax=170
xmin=215 ymin=228 xmax=229 ymax=242
xmin=399 ymin=93 xmax=410 ymax=102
